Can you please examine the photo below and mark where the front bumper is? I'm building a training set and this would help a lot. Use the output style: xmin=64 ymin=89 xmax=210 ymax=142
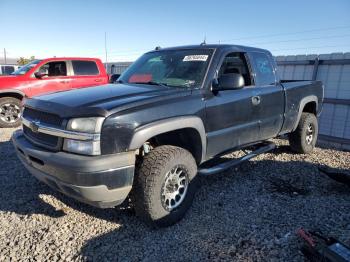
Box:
xmin=12 ymin=130 xmax=135 ymax=208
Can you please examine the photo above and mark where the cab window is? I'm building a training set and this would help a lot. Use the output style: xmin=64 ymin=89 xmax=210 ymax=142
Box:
xmin=37 ymin=61 xmax=67 ymax=77
xmin=72 ymin=60 xmax=99 ymax=76
xmin=218 ymin=52 xmax=252 ymax=86
xmin=250 ymin=52 xmax=276 ymax=86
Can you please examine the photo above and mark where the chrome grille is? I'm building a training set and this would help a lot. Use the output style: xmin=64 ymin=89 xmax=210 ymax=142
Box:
xmin=23 ymin=125 xmax=59 ymax=148
xmin=22 ymin=107 xmax=63 ymax=150
xmin=23 ymin=107 xmax=63 ymax=127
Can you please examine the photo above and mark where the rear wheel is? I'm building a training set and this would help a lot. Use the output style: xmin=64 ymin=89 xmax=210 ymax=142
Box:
xmin=289 ymin=112 xmax=318 ymax=154
xmin=132 ymin=145 xmax=198 ymax=227
xmin=0 ymin=97 xmax=22 ymax=128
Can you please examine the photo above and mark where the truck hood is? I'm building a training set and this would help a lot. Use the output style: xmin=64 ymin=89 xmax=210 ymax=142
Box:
xmin=25 ymin=83 xmax=192 ymax=118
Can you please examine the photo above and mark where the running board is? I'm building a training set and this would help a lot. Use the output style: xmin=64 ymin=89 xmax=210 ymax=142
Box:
xmin=198 ymin=141 xmax=276 ymax=176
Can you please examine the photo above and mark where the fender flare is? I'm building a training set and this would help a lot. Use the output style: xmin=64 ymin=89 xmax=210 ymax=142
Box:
xmin=129 ymin=116 xmax=207 ymax=162
xmin=292 ymin=95 xmax=318 ymax=131
xmin=0 ymin=89 xmax=25 ymax=98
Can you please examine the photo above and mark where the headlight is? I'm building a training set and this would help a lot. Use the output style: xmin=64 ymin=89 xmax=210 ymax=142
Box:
xmin=67 ymin=117 xmax=104 ymax=133
xmin=63 ymin=139 xmax=101 ymax=155
xmin=64 ymin=117 xmax=104 ymax=155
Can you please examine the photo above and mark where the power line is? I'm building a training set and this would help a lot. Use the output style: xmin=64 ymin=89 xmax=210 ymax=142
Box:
xmin=27 ymin=25 xmax=348 ymax=60
xmin=104 ymin=30 xmax=350 ymax=57
xmin=249 ymin=34 xmax=350 ymax=46
xmin=219 ymin=25 xmax=350 ymax=43
xmin=271 ymin=43 xmax=350 ymax=52
xmin=94 ymin=34 xmax=350 ymax=58
xmin=72 ymin=25 xmax=350 ymax=58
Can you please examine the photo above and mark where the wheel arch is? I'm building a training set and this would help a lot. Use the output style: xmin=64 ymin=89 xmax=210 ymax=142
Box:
xmin=129 ymin=116 xmax=206 ymax=164
xmin=292 ymin=95 xmax=318 ymax=131
xmin=0 ymin=90 xmax=25 ymax=101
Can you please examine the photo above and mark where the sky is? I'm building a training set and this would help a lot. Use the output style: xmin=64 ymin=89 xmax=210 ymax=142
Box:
xmin=1 ymin=0 xmax=350 ymax=62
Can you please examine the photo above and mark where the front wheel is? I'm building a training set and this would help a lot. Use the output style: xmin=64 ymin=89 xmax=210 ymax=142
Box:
xmin=289 ymin=112 xmax=318 ymax=154
xmin=0 ymin=97 xmax=22 ymax=128
xmin=132 ymin=145 xmax=198 ymax=227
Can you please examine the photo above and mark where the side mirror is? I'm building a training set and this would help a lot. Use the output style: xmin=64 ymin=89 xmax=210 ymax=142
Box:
xmin=34 ymin=72 xmax=46 ymax=79
xmin=109 ymin=74 xmax=121 ymax=83
xmin=212 ymin=73 xmax=245 ymax=91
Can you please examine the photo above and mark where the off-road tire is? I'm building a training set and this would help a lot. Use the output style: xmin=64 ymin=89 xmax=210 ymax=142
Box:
xmin=289 ymin=112 xmax=318 ymax=154
xmin=0 ymin=97 xmax=22 ymax=128
xmin=132 ymin=145 xmax=198 ymax=227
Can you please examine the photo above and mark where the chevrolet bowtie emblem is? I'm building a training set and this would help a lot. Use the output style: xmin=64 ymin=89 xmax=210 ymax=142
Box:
xmin=29 ymin=120 xmax=40 ymax=133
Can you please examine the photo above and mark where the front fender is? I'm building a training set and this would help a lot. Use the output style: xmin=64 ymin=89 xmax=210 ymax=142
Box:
xmin=129 ymin=116 xmax=207 ymax=162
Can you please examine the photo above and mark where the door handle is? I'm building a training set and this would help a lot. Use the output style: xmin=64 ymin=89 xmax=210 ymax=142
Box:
xmin=95 ymin=79 xmax=102 ymax=82
xmin=251 ymin=96 xmax=261 ymax=106
xmin=59 ymin=80 xmax=69 ymax=84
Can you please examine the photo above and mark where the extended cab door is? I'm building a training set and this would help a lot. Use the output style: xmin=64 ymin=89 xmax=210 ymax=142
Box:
xmin=69 ymin=60 xmax=106 ymax=89
xmin=205 ymin=52 xmax=261 ymax=158
xmin=247 ymin=52 xmax=284 ymax=140
xmin=29 ymin=60 xmax=72 ymax=96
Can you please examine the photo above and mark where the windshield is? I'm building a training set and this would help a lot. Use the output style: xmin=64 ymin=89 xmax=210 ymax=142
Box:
xmin=11 ymin=60 xmax=42 ymax=75
xmin=119 ymin=49 xmax=213 ymax=88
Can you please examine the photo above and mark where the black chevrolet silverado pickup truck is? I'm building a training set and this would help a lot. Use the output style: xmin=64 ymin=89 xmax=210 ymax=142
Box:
xmin=12 ymin=44 xmax=324 ymax=227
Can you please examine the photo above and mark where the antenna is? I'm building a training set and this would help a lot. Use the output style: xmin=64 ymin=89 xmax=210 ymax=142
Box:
xmin=104 ymin=32 xmax=108 ymax=69
xmin=3 ymin=48 xmax=7 ymax=64
xmin=200 ymin=35 xmax=206 ymax=46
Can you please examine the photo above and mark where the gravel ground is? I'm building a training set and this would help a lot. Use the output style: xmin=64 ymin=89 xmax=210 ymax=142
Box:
xmin=0 ymin=127 xmax=349 ymax=262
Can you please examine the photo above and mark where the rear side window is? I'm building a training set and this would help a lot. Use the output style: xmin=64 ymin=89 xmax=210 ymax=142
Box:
xmin=72 ymin=60 xmax=99 ymax=75
xmin=250 ymin=52 xmax=276 ymax=86
xmin=1 ymin=66 xmax=15 ymax=75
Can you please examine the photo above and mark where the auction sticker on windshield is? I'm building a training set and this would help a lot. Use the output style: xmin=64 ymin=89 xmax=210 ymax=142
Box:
xmin=183 ymin=55 xmax=208 ymax=61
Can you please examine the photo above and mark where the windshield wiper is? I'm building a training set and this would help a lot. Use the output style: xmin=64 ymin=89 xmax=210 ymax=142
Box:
xmin=131 ymin=81 xmax=170 ymax=87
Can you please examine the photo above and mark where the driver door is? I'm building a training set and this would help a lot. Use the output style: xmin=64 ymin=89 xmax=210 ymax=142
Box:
xmin=29 ymin=61 xmax=72 ymax=96
xmin=205 ymin=52 xmax=261 ymax=158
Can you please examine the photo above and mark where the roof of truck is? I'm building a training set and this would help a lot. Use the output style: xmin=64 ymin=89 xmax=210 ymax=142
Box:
xmin=149 ymin=44 xmax=269 ymax=53
xmin=40 ymin=57 xmax=103 ymax=61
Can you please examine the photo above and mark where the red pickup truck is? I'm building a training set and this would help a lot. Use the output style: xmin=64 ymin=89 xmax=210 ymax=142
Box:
xmin=0 ymin=57 xmax=109 ymax=128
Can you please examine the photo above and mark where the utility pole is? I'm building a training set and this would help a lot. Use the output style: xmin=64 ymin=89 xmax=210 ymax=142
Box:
xmin=3 ymin=48 xmax=7 ymax=64
xmin=104 ymin=32 xmax=108 ymax=70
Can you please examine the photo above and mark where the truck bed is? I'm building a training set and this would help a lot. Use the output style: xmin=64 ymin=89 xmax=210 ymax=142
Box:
xmin=280 ymin=80 xmax=324 ymax=134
